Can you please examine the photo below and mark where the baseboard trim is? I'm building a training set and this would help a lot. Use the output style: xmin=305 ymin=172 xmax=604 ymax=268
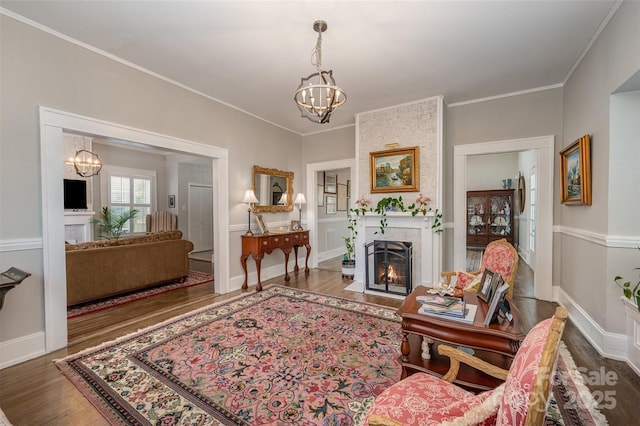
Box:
xmin=318 ymin=248 xmax=345 ymax=262
xmin=556 ymin=287 xmax=627 ymax=360
xmin=0 ymin=331 xmax=46 ymax=369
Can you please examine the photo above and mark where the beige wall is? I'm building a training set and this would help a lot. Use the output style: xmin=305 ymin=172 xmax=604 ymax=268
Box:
xmin=0 ymin=15 xmax=301 ymax=345
xmin=560 ymin=0 xmax=640 ymax=335
xmin=445 ymin=88 xmax=564 ymax=222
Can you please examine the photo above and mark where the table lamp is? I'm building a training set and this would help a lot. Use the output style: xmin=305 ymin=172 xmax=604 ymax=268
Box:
xmin=293 ymin=193 xmax=307 ymax=226
xmin=241 ymin=190 xmax=259 ymax=235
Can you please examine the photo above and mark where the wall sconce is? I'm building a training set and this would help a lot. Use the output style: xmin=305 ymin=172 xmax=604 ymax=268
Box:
xmin=241 ymin=190 xmax=259 ymax=235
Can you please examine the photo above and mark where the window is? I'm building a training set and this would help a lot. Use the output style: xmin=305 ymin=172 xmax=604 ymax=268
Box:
xmin=529 ymin=170 xmax=536 ymax=252
xmin=102 ymin=166 xmax=156 ymax=234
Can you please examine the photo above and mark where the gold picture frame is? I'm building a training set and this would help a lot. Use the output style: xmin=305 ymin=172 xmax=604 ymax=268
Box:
xmin=559 ymin=134 xmax=591 ymax=205
xmin=370 ymin=146 xmax=419 ymax=193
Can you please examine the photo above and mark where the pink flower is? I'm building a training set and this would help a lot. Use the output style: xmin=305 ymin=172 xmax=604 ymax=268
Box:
xmin=355 ymin=195 xmax=372 ymax=207
xmin=416 ymin=194 xmax=431 ymax=204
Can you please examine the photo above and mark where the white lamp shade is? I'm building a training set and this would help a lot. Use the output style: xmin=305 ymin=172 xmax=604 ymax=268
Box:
xmin=278 ymin=193 xmax=288 ymax=205
xmin=242 ymin=189 xmax=259 ymax=204
xmin=294 ymin=193 xmax=307 ymax=206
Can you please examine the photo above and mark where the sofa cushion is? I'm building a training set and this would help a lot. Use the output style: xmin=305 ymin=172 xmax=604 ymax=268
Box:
xmin=364 ymin=372 xmax=498 ymax=426
xmin=65 ymin=230 xmax=182 ymax=251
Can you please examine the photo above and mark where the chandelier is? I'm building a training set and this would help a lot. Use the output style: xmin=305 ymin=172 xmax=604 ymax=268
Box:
xmin=72 ymin=149 xmax=102 ymax=177
xmin=294 ymin=20 xmax=347 ymax=124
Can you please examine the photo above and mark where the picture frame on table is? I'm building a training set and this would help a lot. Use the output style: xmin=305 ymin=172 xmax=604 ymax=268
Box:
xmin=483 ymin=282 xmax=510 ymax=326
xmin=560 ymin=134 xmax=591 ymax=205
xmin=370 ymin=146 xmax=420 ymax=193
xmin=255 ymin=214 xmax=268 ymax=235
xmin=326 ymin=195 xmax=337 ymax=215
xmin=477 ymin=268 xmax=498 ymax=303
xmin=290 ymin=220 xmax=301 ymax=231
xmin=324 ymin=172 xmax=337 ymax=194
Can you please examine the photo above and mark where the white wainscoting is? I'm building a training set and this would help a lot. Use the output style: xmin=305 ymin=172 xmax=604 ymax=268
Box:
xmin=0 ymin=238 xmax=45 ymax=369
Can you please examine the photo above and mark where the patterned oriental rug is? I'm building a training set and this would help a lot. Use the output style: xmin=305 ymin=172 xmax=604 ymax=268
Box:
xmin=57 ymin=285 xmax=607 ymax=425
xmin=67 ymin=270 xmax=214 ymax=319
xmin=57 ymin=286 xmax=402 ymax=425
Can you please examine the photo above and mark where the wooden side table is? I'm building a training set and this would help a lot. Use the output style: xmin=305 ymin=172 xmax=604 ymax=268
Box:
xmin=397 ymin=286 xmax=526 ymax=392
xmin=240 ymin=230 xmax=311 ymax=291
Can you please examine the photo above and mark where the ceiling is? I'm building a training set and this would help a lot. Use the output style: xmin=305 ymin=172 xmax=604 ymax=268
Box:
xmin=1 ymin=1 xmax=618 ymax=135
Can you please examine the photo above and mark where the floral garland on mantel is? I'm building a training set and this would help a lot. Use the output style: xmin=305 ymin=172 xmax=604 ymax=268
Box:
xmin=351 ymin=194 xmax=443 ymax=235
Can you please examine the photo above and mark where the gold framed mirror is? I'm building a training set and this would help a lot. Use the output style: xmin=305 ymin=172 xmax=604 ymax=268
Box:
xmin=252 ymin=165 xmax=294 ymax=213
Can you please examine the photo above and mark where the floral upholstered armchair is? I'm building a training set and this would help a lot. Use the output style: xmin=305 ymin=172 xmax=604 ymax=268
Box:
xmin=364 ymin=307 xmax=568 ymax=426
xmin=442 ymin=238 xmax=519 ymax=299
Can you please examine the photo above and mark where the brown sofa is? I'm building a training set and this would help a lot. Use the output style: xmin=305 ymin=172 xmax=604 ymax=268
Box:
xmin=65 ymin=230 xmax=194 ymax=306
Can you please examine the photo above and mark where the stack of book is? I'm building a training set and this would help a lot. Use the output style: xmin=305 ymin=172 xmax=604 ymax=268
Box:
xmin=416 ymin=295 xmax=477 ymax=324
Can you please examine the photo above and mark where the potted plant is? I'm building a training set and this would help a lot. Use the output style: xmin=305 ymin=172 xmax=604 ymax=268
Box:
xmin=614 ymin=247 xmax=640 ymax=312
xmin=91 ymin=207 xmax=138 ymax=241
xmin=341 ymin=197 xmax=372 ymax=279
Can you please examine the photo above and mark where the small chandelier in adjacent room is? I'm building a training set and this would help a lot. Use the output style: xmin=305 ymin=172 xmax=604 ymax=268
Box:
xmin=73 ymin=149 xmax=102 ymax=177
xmin=294 ymin=20 xmax=347 ymax=124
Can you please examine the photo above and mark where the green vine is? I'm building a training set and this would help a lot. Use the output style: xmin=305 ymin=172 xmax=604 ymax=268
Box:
xmin=351 ymin=194 xmax=443 ymax=235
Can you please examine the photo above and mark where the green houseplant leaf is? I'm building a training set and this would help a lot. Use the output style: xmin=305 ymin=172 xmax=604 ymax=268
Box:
xmin=91 ymin=206 xmax=138 ymax=241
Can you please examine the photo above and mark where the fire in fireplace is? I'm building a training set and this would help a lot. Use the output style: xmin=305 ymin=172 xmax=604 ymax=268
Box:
xmin=365 ymin=240 xmax=413 ymax=295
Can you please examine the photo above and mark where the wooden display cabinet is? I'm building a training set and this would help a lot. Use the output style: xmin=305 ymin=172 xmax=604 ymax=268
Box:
xmin=467 ymin=189 xmax=515 ymax=249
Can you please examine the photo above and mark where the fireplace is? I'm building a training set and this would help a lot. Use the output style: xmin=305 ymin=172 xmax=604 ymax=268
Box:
xmin=365 ymin=240 xmax=413 ymax=295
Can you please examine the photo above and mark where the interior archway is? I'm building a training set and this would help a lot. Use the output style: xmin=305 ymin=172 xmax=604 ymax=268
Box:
xmin=39 ymin=107 xmax=230 ymax=352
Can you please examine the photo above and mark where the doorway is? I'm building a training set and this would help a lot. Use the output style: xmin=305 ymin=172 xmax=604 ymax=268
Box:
xmin=453 ymin=135 xmax=554 ymax=301
xmin=305 ymin=158 xmax=356 ymax=269
xmin=39 ymin=107 xmax=230 ymax=353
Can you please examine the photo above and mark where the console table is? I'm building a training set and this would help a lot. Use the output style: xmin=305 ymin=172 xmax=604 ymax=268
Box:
xmin=397 ymin=286 xmax=526 ymax=392
xmin=241 ymin=230 xmax=311 ymax=292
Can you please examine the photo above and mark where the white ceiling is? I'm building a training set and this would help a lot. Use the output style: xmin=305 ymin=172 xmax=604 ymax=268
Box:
xmin=1 ymin=1 xmax=619 ymax=135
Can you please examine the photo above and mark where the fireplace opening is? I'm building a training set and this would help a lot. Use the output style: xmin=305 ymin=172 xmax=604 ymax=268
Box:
xmin=365 ymin=240 xmax=413 ymax=295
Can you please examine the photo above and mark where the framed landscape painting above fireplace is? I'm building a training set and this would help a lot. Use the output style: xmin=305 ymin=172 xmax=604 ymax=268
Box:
xmin=370 ymin=146 xmax=419 ymax=193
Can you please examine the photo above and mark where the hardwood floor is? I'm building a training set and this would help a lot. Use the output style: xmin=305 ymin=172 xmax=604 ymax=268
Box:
xmin=0 ymin=258 xmax=637 ymax=424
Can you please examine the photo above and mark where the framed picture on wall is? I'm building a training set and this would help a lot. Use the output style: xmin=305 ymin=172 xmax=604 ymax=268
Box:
xmin=168 ymin=195 xmax=176 ymax=208
xmin=324 ymin=172 xmax=337 ymax=194
xmin=326 ymin=195 xmax=337 ymax=214
xmin=337 ymin=184 xmax=347 ymax=211
xmin=370 ymin=146 xmax=420 ymax=193
xmin=559 ymin=134 xmax=591 ymax=205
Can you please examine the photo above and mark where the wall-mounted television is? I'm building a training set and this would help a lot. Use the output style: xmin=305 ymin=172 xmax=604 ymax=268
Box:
xmin=63 ymin=179 xmax=87 ymax=210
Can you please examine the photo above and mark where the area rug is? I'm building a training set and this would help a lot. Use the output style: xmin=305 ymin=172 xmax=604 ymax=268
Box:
xmin=67 ymin=270 xmax=214 ymax=319
xmin=57 ymin=285 xmax=607 ymax=426
xmin=545 ymin=342 xmax=609 ymax=425
xmin=57 ymin=285 xmax=403 ymax=425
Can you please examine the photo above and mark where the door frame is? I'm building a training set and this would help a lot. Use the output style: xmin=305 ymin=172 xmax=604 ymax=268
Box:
xmin=39 ymin=107 xmax=230 ymax=352
xmin=305 ymin=158 xmax=356 ymax=268
xmin=453 ymin=135 xmax=554 ymax=301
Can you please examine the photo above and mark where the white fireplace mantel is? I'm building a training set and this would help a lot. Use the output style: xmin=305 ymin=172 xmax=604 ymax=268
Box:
xmin=354 ymin=212 xmax=442 ymax=288
xmin=64 ymin=211 xmax=95 ymax=244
